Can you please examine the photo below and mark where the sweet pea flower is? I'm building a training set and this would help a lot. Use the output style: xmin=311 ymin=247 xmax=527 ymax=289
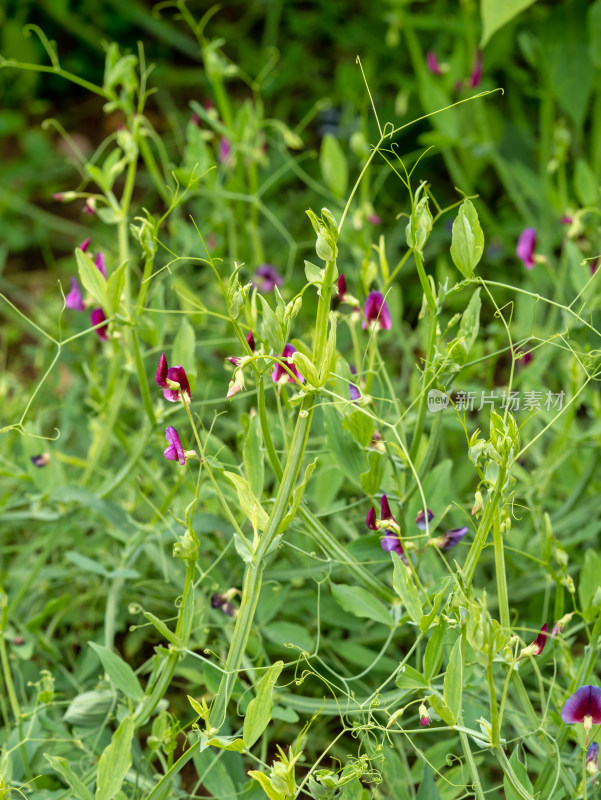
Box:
xmin=366 ymin=495 xmax=408 ymax=563
xmin=380 ymin=530 xmax=406 ymax=562
xmin=253 ymin=264 xmax=283 ymax=292
xmin=436 ymin=526 xmax=468 ymax=550
xmin=30 ymin=452 xmax=51 ymax=468
xmin=163 ymin=426 xmax=186 ymax=465
xmin=419 ymin=702 xmax=430 ymax=727
xmin=246 ymin=330 xmax=256 ymax=351
xmin=156 ymin=353 xmax=192 ymax=403
xmin=349 ymin=365 xmax=361 ymax=402
xmin=338 ymin=273 xmax=347 ymax=299
xmin=561 ymin=685 xmax=601 ymax=743
xmin=218 ymin=137 xmax=231 ymax=163
xmin=415 ymin=509 xmax=434 ymax=530
xmin=519 ymin=623 xmax=548 ymax=659
xmin=95 ymin=251 xmax=107 ymax=278
xmin=587 ymin=742 xmax=599 ymax=782
xmin=362 ymin=291 xmax=391 ymax=331
xmin=80 ymin=237 xmax=91 ymax=253
xmin=517 ymin=228 xmax=537 ymax=269
xmin=271 ymin=344 xmax=304 ymax=385
xmin=551 ymin=612 xmax=574 ymax=638
xmin=65 ymin=277 xmax=85 ymax=310
xmin=367 ymin=213 xmax=382 ymax=225
xmin=467 ymin=51 xmax=483 ymax=88
xmin=90 ymin=308 xmax=109 ymax=340
xmin=426 ymin=51 xmax=443 ymax=76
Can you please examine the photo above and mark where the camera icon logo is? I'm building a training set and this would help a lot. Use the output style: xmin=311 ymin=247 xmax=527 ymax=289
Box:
xmin=427 ymin=389 xmax=450 ymax=413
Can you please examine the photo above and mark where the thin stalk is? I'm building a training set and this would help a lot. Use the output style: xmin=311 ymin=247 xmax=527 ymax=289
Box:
xmin=462 ymin=469 xmax=506 ymax=587
xmin=409 ymin=303 xmax=437 ymax=462
xmin=458 ymin=729 xmax=486 ymax=800
xmin=493 ymin=515 xmax=510 ymax=630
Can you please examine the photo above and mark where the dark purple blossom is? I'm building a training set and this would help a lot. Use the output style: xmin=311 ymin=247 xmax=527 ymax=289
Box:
xmin=80 ymin=238 xmax=91 ymax=253
xmin=587 ymin=742 xmax=599 ymax=781
xmin=271 ymin=344 xmax=304 ymax=384
xmin=415 ymin=508 xmax=434 ymax=530
xmin=437 ymin=526 xmax=468 ymax=550
xmin=246 ymin=330 xmax=256 ymax=351
xmin=90 ymin=308 xmax=109 ymax=340
xmin=381 ymin=494 xmax=394 ymax=523
xmin=467 ymin=51 xmax=483 ymax=88
xmin=338 ymin=273 xmax=347 ymax=299
xmin=30 ymin=452 xmax=50 ymax=468
xmin=513 ymin=346 xmax=532 ymax=366
xmin=560 ymin=214 xmax=573 ymax=225
xmin=253 ymin=264 xmax=283 ymax=292
xmin=366 ymin=507 xmax=378 ymax=530
xmin=156 ymin=353 xmax=192 ymax=402
xmin=561 ymin=686 xmax=601 ymax=741
xmin=349 ymin=366 xmax=361 ymax=402
xmin=95 ymin=251 xmax=107 ymax=279
xmin=380 ymin=530 xmax=406 ymax=562
xmin=426 ymin=51 xmax=443 ymax=76
xmin=517 ymin=228 xmax=537 ymax=270
xmin=362 ymin=291 xmax=391 ymax=331
xmin=163 ymin=426 xmax=186 ymax=465
xmin=65 ymin=277 xmax=85 ymax=310
xmin=219 ymin=137 xmax=231 ymax=163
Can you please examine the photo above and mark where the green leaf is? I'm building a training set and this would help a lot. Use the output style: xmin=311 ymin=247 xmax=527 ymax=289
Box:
xmin=480 ymin=0 xmax=538 ymax=47
xmin=279 ymin=457 xmax=318 ymax=532
xmin=304 ymin=260 xmax=324 ymax=286
xmin=233 ymin=531 xmax=255 ymax=564
xmin=206 ymin=735 xmax=245 ymax=752
xmin=589 ymin=0 xmax=601 ymax=68
xmin=450 ymin=199 xmax=484 ymax=279
xmin=88 ymin=642 xmax=143 ymax=701
xmin=173 ymin=317 xmax=197 ymax=382
xmin=65 ymin=550 xmax=108 ymax=577
xmin=244 ymin=413 xmax=264 ymax=499
xmin=574 ymin=158 xmax=599 ymax=207
xmin=443 ymin=637 xmax=463 ymax=724
xmin=427 ymin=693 xmax=455 ymax=727
xmin=457 ymin=288 xmax=482 ymax=360
xmin=44 ymin=755 xmax=93 ymax=800
xmin=391 ymin=552 xmax=422 ymax=626
xmin=143 ymin=611 xmax=181 ymax=646
xmin=95 ymin=716 xmax=133 ymax=800
xmin=264 ymin=621 xmax=314 ymax=653
xmin=423 ymin=622 xmax=446 ymax=680
xmin=106 ymin=261 xmax=126 ymax=316
xmin=331 ymin=583 xmax=395 ymax=627
xmin=320 ymin=133 xmax=348 ymax=198
xmin=248 ymin=769 xmax=286 ymax=800
xmin=504 ymin=746 xmax=534 ymax=800
xmin=579 ymin=549 xmax=601 ymax=622
xmin=342 ymin=409 xmax=375 ymax=447
xmin=224 ymin=471 xmax=270 ymax=531
xmin=416 ymin=764 xmax=442 ymax=800
xmin=75 ymin=248 xmax=108 ymax=310
xmin=394 ymin=663 xmax=429 ymax=691
xmin=360 ymin=450 xmax=386 ymax=496
xmin=324 ymin=406 xmax=367 ymax=487
xmin=243 ymin=661 xmax=284 ymax=748
xmin=259 ymin=295 xmax=287 ymax=354
xmin=63 ymin=690 xmax=114 ymax=727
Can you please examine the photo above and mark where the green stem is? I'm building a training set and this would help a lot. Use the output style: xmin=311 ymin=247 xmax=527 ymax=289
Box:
xmin=458 ymin=729 xmax=486 ymax=800
xmin=462 ymin=470 xmax=506 ymax=588
xmin=313 ymin=260 xmax=336 ymax=366
xmin=493 ymin=514 xmax=510 ymax=630
xmin=208 ymin=395 xmax=315 ymax=729
xmin=409 ymin=302 xmax=437 ymax=462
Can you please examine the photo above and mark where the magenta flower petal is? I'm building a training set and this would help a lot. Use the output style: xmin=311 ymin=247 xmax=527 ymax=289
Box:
xmin=163 ymin=426 xmax=186 ymax=465
xmin=367 ymin=214 xmax=381 ymax=225
xmin=366 ymin=507 xmax=378 ymax=530
xmin=517 ymin=228 xmax=537 ymax=269
xmin=338 ymin=273 xmax=347 ymax=299
xmin=349 ymin=382 xmax=361 ymax=402
xmin=380 ymin=531 xmax=408 ymax=563
xmin=90 ymin=308 xmax=109 ymax=340
xmin=80 ymin=238 xmax=91 ymax=253
xmin=438 ymin=526 xmax=468 ymax=550
xmin=95 ymin=251 xmax=107 ymax=279
xmin=416 ymin=509 xmax=434 ymax=530
xmin=253 ymin=264 xmax=283 ymax=292
xmin=426 ymin=51 xmax=442 ymax=76
xmin=380 ymin=494 xmax=394 ymax=523
xmin=532 ymin=623 xmax=548 ymax=656
xmin=219 ymin=137 xmax=231 ymax=163
xmin=65 ymin=277 xmax=85 ymax=310
xmin=362 ymin=291 xmax=391 ymax=331
xmin=156 ymin=353 xmax=169 ymax=388
xmin=271 ymin=344 xmax=304 ymax=384
xmin=246 ymin=330 xmax=256 ymax=351
xmin=561 ymin=686 xmax=601 ymax=725
xmin=468 ymin=50 xmax=483 ymax=88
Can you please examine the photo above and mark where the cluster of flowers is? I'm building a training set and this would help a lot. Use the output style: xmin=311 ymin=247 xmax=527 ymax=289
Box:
xmin=365 ymin=495 xmax=468 ymax=563
xmin=64 ymin=239 xmax=109 ymax=339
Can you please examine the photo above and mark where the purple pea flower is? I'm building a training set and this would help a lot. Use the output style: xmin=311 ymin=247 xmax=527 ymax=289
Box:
xmin=90 ymin=308 xmax=109 ymax=340
xmin=338 ymin=273 xmax=347 ymax=300
xmin=65 ymin=277 xmax=85 ymax=310
xmin=362 ymin=291 xmax=391 ymax=331
xmin=587 ymin=742 xmax=599 ymax=782
xmin=366 ymin=506 xmax=378 ymax=530
xmin=219 ymin=137 xmax=231 ymax=163
xmin=437 ymin=526 xmax=468 ymax=550
xmin=349 ymin=365 xmax=361 ymax=402
xmin=367 ymin=213 xmax=382 ymax=225
xmin=80 ymin=238 xmax=91 ymax=253
xmin=163 ymin=426 xmax=186 ymax=465
xmin=426 ymin=51 xmax=443 ymax=76
xmin=253 ymin=264 xmax=283 ymax=292
xmin=561 ymin=685 xmax=601 ymax=743
xmin=380 ymin=530 xmax=406 ymax=562
xmin=271 ymin=344 xmax=304 ymax=385
xmin=415 ymin=508 xmax=434 ymax=530
xmin=30 ymin=452 xmax=50 ymax=468
xmin=95 ymin=251 xmax=107 ymax=278
xmin=156 ymin=353 xmax=192 ymax=403
xmin=517 ymin=228 xmax=537 ymax=270
xmin=419 ymin=703 xmax=430 ymax=726
xmin=519 ymin=623 xmax=548 ymax=659
xmin=467 ymin=51 xmax=483 ymax=88
xmin=246 ymin=330 xmax=256 ymax=351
